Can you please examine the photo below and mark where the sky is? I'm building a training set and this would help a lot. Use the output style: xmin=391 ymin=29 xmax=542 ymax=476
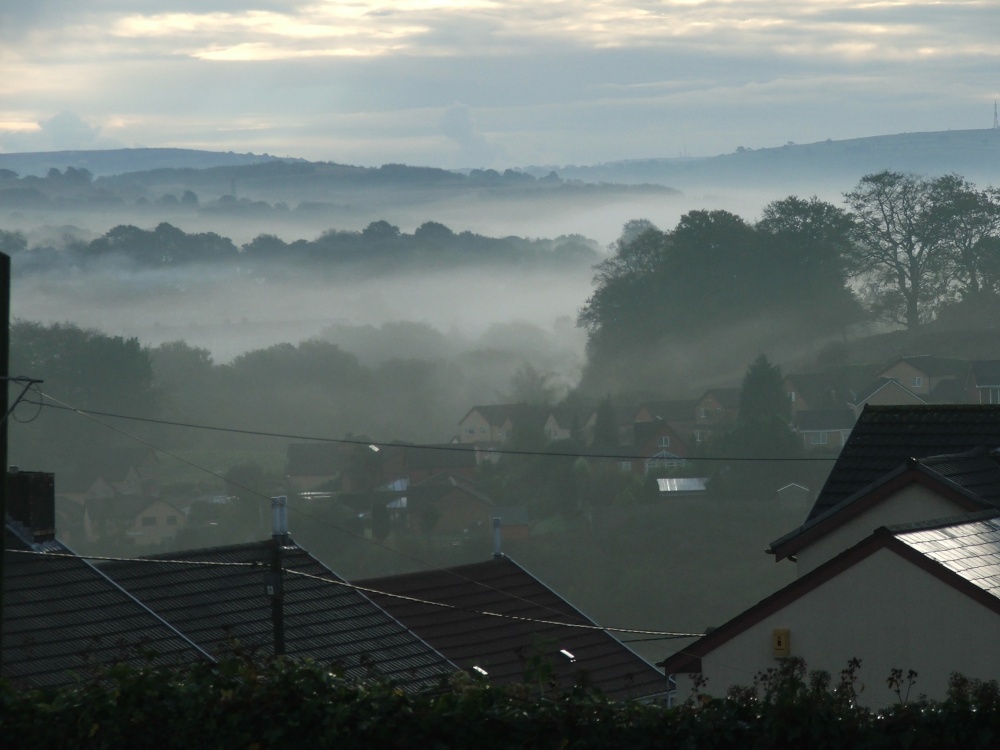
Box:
xmin=0 ymin=1 xmax=997 ymax=169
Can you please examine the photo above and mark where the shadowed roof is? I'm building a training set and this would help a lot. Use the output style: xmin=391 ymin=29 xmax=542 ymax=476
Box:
xmin=807 ymin=405 xmax=1000 ymax=522
xmin=99 ymin=539 xmax=454 ymax=691
xmin=3 ymin=528 xmax=206 ymax=688
xmin=356 ymin=556 xmax=670 ymax=700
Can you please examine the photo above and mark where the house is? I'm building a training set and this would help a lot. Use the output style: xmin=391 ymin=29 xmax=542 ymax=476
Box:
xmin=404 ymin=474 xmax=496 ymax=539
xmin=632 ymin=418 xmax=688 ymax=474
xmin=633 ymin=401 xmax=698 ymax=451
xmin=693 ymin=388 xmax=740 ymax=444
xmin=659 ymin=404 xmax=1000 ymax=705
xmin=878 ymin=355 xmax=969 ymax=402
xmin=769 ymin=446 xmax=1000 ymax=576
xmin=284 ymin=442 xmax=353 ymax=492
xmin=783 ymin=371 xmax=851 ymax=413
xmin=6 ymin=471 xmax=453 ymax=691
xmin=660 ymin=512 xmax=1000 ymax=707
xmin=3 ymin=473 xmax=207 ymax=689
xmin=848 ymin=377 xmax=925 ymax=416
xmin=458 ymin=404 xmax=548 ymax=445
xmin=793 ymin=408 xmax=856 ymax=451
xmin=388 ymin=442 xmax=478 ymax=485
xmin=968 ymin=360 xmax=1000 ymax=405
xmin=802 ymin=404 xmax=1000 ymax=527
xmin=81 ymin=494 xmax=185 ymax=547
xmin=355 ymin=553 xmax=671 ymax=701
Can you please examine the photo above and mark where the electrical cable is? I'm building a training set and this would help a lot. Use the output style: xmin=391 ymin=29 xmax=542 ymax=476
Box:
xmin=5 ymin=547 xmax=703 ymax=639
xmin=29 ymin=392 xmax=839 ymax=462
xmin=29 ymin=391 xmax=657 ymax=624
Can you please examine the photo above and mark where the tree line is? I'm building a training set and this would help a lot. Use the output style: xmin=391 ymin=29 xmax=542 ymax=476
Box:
xmin=1 ymin=220 xmax=599 ymax=276
xmin=578 ymin=171 xmax=1000 ymax=391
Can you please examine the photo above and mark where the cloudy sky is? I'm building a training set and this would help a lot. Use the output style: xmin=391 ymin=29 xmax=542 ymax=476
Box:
xmin=0 ymin=1 xmax=996 ymax=168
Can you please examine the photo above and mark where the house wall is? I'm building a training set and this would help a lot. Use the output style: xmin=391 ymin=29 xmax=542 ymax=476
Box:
xmin=853 ymin=383 xmax=924 ymax=416
xmin=426 ymin=490 xmax=494 ymax=535
xmin=132 ymin=500 xmax=186 ymax=546
xmin=459 ymin=411 xmax=496 ymax=443
xmin=795 ymin=484 xmax=964 ymax=576
xmin=881 ymin=362 xmax=931 ymax=395
xmin=675 ymin=548 xmax=1000 ymax=707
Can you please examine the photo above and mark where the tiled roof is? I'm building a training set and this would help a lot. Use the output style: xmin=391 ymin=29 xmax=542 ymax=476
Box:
xmin=2 ymin=528 xmax=206 ymax=689
xmin=794 ymin=409 xmax=856 ymax=432
xmin=916 ymin=449 xmax=1000 ymax=503
xmin=849 ymin=377 xmax=924 ymax=406
xmin=890 ymin=355 xmax=970 ymax=379
xmin=972 ymin=360 xmax=1000 ymax=388
xmin=893 ymin=513 xmax=1000 ymax=598
xmin=637 ymin=400 xmax=697 ymax=423
xmin=99 ymin=539 xmax=454 ymax=691
xmin=699 ymin=388 xmax=740 ymax=409
xmin=808 ymin=405 xmax=1000 ymax=521
xmin=355 ymin=556 xmax=670 ymax=701
xmin=770 ymin=448 xmax=1000 ymax=557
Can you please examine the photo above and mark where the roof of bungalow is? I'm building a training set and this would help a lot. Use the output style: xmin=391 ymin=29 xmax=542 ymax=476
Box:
xmin=98 ymin=538 xmax=455 ymax=691
xmin=355 ymin=555 xmax=671 ymax=701
xmin=2 ymin=526 xmax=208 ymax=689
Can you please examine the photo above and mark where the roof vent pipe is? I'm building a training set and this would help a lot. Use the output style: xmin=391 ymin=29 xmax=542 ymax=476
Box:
xmin=492 ymin=516 xmax=503 ymax=558
xmin=271 ymin=495 xmax=288 ymax=543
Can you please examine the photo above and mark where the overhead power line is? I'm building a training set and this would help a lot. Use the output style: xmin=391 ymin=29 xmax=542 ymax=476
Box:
xmin=5 ymin=548 xmax=702 ymax=639
xmin=30 ymin=392 xmax=838 ymax=462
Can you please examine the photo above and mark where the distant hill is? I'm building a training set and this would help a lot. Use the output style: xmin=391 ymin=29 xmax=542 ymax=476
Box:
xmin=0 ymin=148 xmax=302 ymax=177
xmin=524 ymin=129 xmax=1000 ymax=190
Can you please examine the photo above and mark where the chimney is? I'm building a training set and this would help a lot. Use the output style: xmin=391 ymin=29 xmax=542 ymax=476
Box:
xmin=271 ymin=495 xmax=288 ymax=544
xmin=7 ymin=469 xmax=55 ymax=542
xmin=492 ymin=516 xmax=503 ymax=558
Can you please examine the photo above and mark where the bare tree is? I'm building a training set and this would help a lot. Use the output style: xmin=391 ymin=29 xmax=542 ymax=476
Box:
xmin=844 ymin=171 xmax=950 ymax=329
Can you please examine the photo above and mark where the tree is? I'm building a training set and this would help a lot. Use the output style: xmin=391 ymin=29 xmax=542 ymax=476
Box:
xmin=737 ymin=354 xmax=790 ymax=424
xmin=756 ymin=196 xmax=862 ymax=326
xmin=844 ymin=171 xmax=951 ymax=329
xmin=507 ymin=363 xmax=557 ymax=406
xmin=592 ymin=395 xmax=619 ymax=449
xmin=924 ymin=175 xmax=1000 ymax=301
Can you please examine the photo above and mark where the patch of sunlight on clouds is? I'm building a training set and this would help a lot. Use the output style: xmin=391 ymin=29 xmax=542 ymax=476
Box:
xmin=0 ymin=121 xmax=41 ymax=133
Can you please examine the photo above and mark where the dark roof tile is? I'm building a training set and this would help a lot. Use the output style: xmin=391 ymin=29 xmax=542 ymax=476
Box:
xmin=356 ymin=556 xmax=670 ymax=700
xmin=809 ymin=405 xmax=1000 ymax=521
xmin=99 ymin=539 xmax=453 ymax=691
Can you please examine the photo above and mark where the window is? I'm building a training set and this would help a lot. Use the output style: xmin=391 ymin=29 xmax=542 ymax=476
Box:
xmin=697 ymin=408 xmax=707 ymax=419
xmin=141 ymin=516 xmax=156 ymax=527
xmin=695 ymin=430 xmax=703 ymax=443
xmin=912 ymin=376 xmax=923 ymax=388
xmin=480 ymin=426 xmax=487 ymax=435
xmin=618 ymin=461 xmax=632 ymax=471
xmin=658 ymin=435 xmax=670 ymax=448
xmin=166 ymin=515 xmax=178 ymax=526
xmin=465 ymin=427 xmax=475 ymax=435
xmin=789 ymin=392 xmax=796 ymax=402
xmin=810 ymin=432 xmax=828 ymax=445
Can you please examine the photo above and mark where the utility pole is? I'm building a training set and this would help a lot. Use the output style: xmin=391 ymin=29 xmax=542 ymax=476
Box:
xmin=267 ymin=496 xmax=288 ymax=656
xmin=0 ymin=251 xmax=8 ymax=667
